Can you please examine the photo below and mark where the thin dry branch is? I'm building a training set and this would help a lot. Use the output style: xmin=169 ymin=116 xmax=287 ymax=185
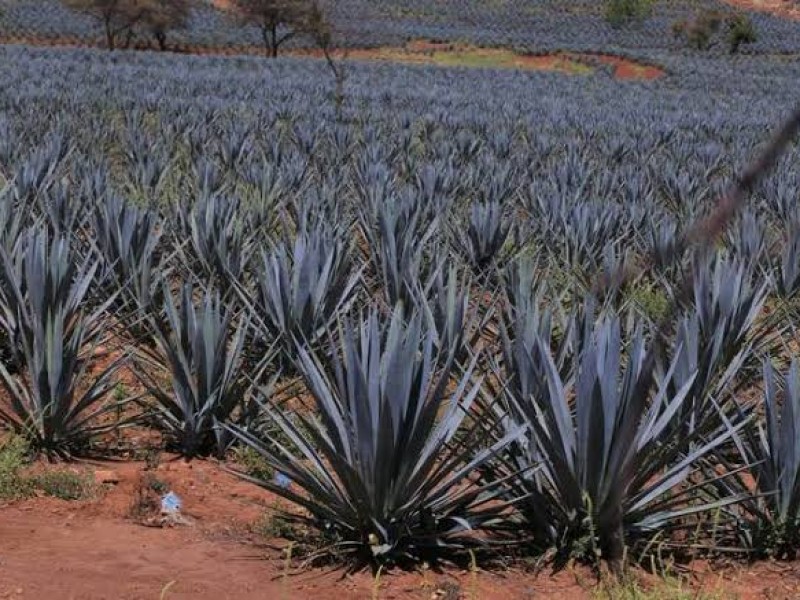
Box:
xmin=605 ymin=105 xmax=800 ymax=578
xmin=598 ymin=105 xmax=800 ymax=296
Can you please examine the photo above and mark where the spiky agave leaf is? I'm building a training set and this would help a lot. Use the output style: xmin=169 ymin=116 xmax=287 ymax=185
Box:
xmin=413 ymin=264 xmax=472 ymax=360
xmin=726 ymin=360 xmax=800 ymax=557
xmin=664 ymin=255 xmax=772 ymax=431
xmin=775 ymin=219 xmax=800 ymax=300
xmin=358 ymin=187 xmax=439 ymax=309
xmin=0 ymin=228 xmax=122 ymax=458
xmin=450 ymin=199 xmax=512 ymax=274
xmin=92 ymin=193 xmax=163 ymax=328
xmin=136 ymin=282 xmax=250 ymax=458
xmin=174 ymin=191 xmax=256 ymax=288
xmin=495 ymin=310 xmax=747 ymax=566
xmin=248 ymin=220 xmax=361 ymax=353
xmin=228 ymin=305 xmax=524 ymax=566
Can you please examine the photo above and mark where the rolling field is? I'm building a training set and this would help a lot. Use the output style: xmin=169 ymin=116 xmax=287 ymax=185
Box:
xmin=1 ymin=1 xmax=800 ymax=599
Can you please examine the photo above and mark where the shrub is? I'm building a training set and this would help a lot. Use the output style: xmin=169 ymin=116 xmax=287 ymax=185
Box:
xmin=232 ymin=445 xmax=274 ymax=481
xmin=605 ymin=0 xmax=652 ymax=28
xmin=728 ymin=13 xmax=757 ymax=54
xmin=0 ymin=435 xmax=94 ymax=501
xmin=672 ymin=10 xmax=724 ymax=50
xmin=30 ymin=469 xmax=95 ymax=501
xmin=0 ymin=435 xmax=32 ymax=501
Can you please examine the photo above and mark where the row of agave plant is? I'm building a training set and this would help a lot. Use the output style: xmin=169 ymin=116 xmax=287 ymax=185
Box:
xmin=4 ymin=126 xmax=800 ymax=574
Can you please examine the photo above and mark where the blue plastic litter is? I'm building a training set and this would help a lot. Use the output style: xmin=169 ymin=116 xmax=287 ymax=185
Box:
xmin=161 ymin=491 xmax=182 ymax=513
xmin=274 ymin=472 xmax=292 ymax=489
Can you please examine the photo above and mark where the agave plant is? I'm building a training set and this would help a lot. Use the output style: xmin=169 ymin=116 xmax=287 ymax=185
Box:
xmin=494 ymin=309 xmax=745 ymax=570
xmin=136 ymin=283 xmax=250 ymax=458
xmin=92 ymin=193 xmax=163 ymax=324
xmin=174 ymin=192 xmax=255 ymax=287
xmin=246 ymin=219 xmax=361 ymax=354
xmin=359 ymin=188 xmax=439 ymax=309
xmin=775 ymin=220 xmax=800 ymax=300
xmin=0 ymin=229 xmax=122 ymax=458
xmin=451 ymin=199 xmax=512 ymax=273
xmin=664 ymin=255 xmax=771 ymax=430
xmin=727 ymin=360 xmax=800 ymax=557
xmin=228 ymin=306 xmax=524 ymax=565
xmin=413 ymin=264 xmax=473 ymax=360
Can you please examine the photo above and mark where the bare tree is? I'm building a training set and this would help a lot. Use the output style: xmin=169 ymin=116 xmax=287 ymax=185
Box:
xmin=302 ymin=1 xmax=347 ymax=119
xmin=64 ymin=0 xmax=143 ymax=50
xmin=138 ymin=0 xmax=192 ymax=51
xmin=231 ymin=0 xmax=310 ymax=58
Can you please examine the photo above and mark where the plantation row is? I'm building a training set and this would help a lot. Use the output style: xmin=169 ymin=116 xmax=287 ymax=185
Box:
xmin=3 ymin=0 xmax=800 ymax=54
xmin=1 ymin=45 xmax=800 ymax=568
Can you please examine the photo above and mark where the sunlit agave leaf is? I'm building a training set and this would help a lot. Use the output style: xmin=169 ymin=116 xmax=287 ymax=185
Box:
xmin=136 ymin=282 xmax=250 ymax=458
xmin=228 ymin=305 xmax=523 ymax=565
xmin=246 ymin=219 xmax=362 ymax=354
xmin=664 ymin=254 xmax=771 ymax=430
xmin=0 ymin=228 xmax=122 ymax=458
xmin=492 ymin=308 xmax=746 ymax=566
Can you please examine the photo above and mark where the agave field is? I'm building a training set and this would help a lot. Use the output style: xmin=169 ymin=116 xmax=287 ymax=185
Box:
xmin=2 ymin=14 xmax=800 ymax=595
xmin=3 ymin=0 xmax=800 ymax=54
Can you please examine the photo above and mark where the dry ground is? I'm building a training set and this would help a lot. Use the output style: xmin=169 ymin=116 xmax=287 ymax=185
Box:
xmin=3 ymin=459 xmax=800 ymax=599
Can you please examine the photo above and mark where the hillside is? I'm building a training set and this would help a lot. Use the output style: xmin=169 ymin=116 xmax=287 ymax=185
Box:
xmin=1 ymin=0 xmax=800 ymax=54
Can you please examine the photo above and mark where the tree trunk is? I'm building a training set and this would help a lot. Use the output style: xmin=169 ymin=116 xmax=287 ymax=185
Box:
xmin=123 ymin=29 xmax=134 ymax=49
xmin=270 ymin=23 xmax=278 ymax=58
xmin=155 ymin=31 xmax=167 ymax=52
xmin=105 ymin=21 xmax=115 ymax=51
xmin=261 ymin=25 xmax=270 ymax=57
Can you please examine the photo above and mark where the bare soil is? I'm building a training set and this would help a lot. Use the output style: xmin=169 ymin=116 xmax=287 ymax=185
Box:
xmin=722 ymin=0 xmax=800 ymax=20
xmin=0 ymin=459 xmax=569 ymax=599
xmin=294 ymin=41 xmax=665 ymax=80
xmin=0 ymin=34 xmax=664 ymax=81
xmin=3 ymin=459 xmax=800 ymax=599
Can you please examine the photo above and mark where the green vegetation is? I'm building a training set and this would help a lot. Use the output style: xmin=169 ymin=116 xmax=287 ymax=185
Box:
xmin=29 ymin=470 xmax=95 ymax=501
xmin=593 ymin=575 xmax=730 ymax=600
xmin=0 ymin=435 xmax=95 ymax=501
xmin=727 ymin=13 xmax=757 ymax=54
xmin=672 ymin=10 xmax=756 ymax=53
xmin=232 ymin=445 xmax=274 ymax=481
xmin=605 ymin=0 xmax=653 ymax=28
xmin=0 ymin=435 xmax=33 ymax=501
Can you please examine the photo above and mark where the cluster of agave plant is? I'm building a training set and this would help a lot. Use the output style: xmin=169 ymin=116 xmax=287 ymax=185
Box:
xmin=3 ymin=45 xmax=800 ymax=574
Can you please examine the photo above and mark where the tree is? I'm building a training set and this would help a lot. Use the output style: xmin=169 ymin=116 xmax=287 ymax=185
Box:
xmin=138 ymin=0 xmax=192 ymax=51
xmin=64 ymin=0 xmax=143 ymax=50
xmin=231 ymin=0 xmax=309 ymax=58
xmin=727 ymin=13 xmax=757 ymax=54
xmin=672 ymin=9 xmax=756 ymax=54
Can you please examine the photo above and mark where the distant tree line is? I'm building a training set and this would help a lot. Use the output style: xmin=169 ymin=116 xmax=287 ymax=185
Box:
xmin=62 ymin=0 xmax=331 ymax=56
xmin=604 ymin=0 xmax=757 ymax=54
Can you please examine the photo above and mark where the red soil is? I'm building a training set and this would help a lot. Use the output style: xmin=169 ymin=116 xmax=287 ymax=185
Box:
xmin=722 ymin=0 xmax=800 ymax=20
xmin=3 ymin=458 xmax=800 ymax=598
xmin=588 ymin=53 xmax=665 ymax=81
xmin=0 ymin=33 xmax=664 ymax=81
xmin=0 ymin=459 xmax=577 ymax=599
